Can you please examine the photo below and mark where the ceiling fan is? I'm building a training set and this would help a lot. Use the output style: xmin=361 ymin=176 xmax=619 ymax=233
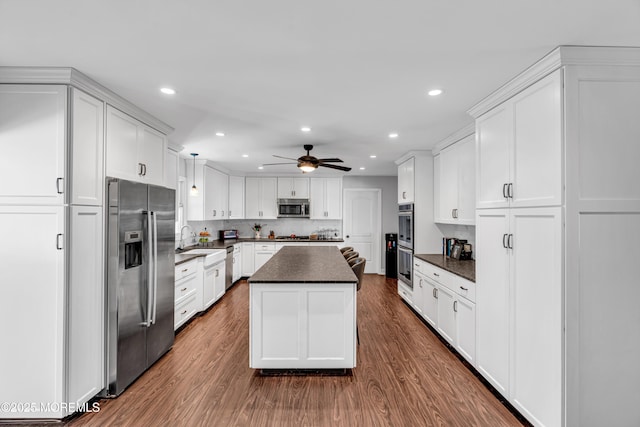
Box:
xmin=262 ymin=144 xmax=352 ymax=173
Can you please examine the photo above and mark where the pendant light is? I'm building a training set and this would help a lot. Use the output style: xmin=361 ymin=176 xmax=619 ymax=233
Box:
xmin=190 ymin=153 xmax=199 ymax=196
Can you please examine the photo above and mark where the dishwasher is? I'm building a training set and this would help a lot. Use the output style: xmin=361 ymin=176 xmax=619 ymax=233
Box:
xmin=225 ymin=246 xmax=234 ymax=290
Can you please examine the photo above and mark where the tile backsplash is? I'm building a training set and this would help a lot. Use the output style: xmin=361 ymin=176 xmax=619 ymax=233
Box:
xmin=435 ymin=224 xmax=476 ymax=259
xmin=179 ymin=219 xmax=342 ymax=247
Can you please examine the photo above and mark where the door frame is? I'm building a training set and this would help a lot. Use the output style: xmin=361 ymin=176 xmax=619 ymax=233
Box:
xmin=342 ymin=188 xmax=382 ymax=274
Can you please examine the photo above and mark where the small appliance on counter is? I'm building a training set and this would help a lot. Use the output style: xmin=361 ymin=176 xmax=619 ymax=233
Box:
xmin=219 ymin=229 xmax=239 ymax=240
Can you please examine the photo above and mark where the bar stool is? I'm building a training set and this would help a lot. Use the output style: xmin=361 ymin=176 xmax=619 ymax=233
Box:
xmin=345 ymin=251 xmax=359 ymax=263
xmin=340 ymin=246 xmax=354 ymax=254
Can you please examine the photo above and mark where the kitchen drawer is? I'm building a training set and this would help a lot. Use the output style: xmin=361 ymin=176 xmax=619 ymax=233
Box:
xmin=255 ymin=242 xmax=276 ymax=251
xmin=398 ymin=281 xmax=413 ymax=305
xmin=420 ymin=262 xmax=457 ymax=293
xmin=233 ymin=244 xmax=240 ymax=254
xmin=175 ymin=276 xmax=198 ymax=306
xmin=174 ymin=292 xmax=199 ymax=330
xmin=414 ymin=258 xmax=428 ymax=275
xmin=175 ymin=259 xmax=198 ymax=281
xmin=456 ymin=277 xmax=476 ymax=303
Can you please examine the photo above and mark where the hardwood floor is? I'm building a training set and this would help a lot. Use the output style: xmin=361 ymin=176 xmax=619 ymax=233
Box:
xmin=66 ymin=275 xmax=526 ymax=427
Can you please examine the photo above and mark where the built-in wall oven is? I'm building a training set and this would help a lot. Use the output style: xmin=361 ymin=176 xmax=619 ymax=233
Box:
xmin=397 ymin=203 xmax=414 ymax=288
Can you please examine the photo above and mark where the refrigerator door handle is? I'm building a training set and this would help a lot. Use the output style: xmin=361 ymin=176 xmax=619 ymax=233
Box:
xmin=151 ymin=211 xmax=158 ymax=325
xmin=143 ymin=210 xmax=153 ymax=327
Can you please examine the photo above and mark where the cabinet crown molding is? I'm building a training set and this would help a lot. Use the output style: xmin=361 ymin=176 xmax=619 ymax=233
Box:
xmin=467 ymin=45 xmax=640 ymax=118
xmin=0 ymin=66 xmax=174 ymax=135
xmin=395 ymin=150 xmax=432 ymax=165
xmin=433 ymin=123 xmax=475 ymax=155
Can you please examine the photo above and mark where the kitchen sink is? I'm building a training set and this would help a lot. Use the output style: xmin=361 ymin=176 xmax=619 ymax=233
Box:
xmin=183 ymin=248 xmax=226 ymax=266
xmin=182 ymin=248 xmax=219 ymax=255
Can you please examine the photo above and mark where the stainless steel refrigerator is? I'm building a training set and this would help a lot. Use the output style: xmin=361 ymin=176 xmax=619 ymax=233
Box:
xmin=105 ymin=178 xmax=175 ymax=396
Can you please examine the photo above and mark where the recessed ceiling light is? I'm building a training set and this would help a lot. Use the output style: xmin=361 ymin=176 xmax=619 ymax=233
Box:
xmin=428 ymin=89 xmax=443 ymax=96
xmin=215 ymin=132 xmax=225 ymax=137
xmin=370 ymin=155 xmax=377 ymax=158
xmin=258 ymin=166 xmax=264 ymax=170
xmin=301 ymin=126 xmax=311 ymax=132
xmin=359 ymin=167 xmax=366 ymax=170
xmin=160 ymin=87 xmax=176 ymax=95
xmin=388 ymin=133 xmax=399 ymax=139
xmin=242 ymin=154 xmax=249 ymax=158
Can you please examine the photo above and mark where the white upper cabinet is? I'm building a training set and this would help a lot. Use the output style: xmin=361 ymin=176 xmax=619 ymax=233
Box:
xmin=277 ymin=177 xmax=309 ymax=199
xmin=70 ymin=88 xmax=104 ymax=206
xmin=228 ymin=176 xmax=245 ymax=219
xmin=106 ymin=106 xmax=167 ymax=186
xmin=435 ymin=134 xmax=475 ymax=224
xmin=397 ymin=157 xmax=415 ymax=203
xmin=476 ymin=70 xmax=563 ymax=209
xmin=164 ymin=148 xmax=179 ymax=190
xmin=245 ymin=177 xmax=277 ymax=219
xmin=0 ymin=84 xmax=67 ymax=205
xmin=310 ymin=178 xmax=342 ymax=219
xmin=203 ymin=166 xmax=228 ymax=220
xmin=188 ymin=162 xmax=229 ymax=221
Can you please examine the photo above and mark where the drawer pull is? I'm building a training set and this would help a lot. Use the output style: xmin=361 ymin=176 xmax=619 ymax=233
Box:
xmin=414 ymin=263 xmax=419 ymax=267
xmin=460 ymin=286 xmax=468 ymax=291
xmin=181 ymin=287 xmax=187 ymax=292
xmin=181 ymin=309 xmax=187 ymax=315
xmin=433 ymin=272 xmax=439 ymax=277
xmin=182 ymin=268 xmax=188 ymax=273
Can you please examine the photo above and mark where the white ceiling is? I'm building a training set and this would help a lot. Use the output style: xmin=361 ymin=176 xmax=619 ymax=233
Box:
xmin=2 ymin=0 xmax=640 ymax=176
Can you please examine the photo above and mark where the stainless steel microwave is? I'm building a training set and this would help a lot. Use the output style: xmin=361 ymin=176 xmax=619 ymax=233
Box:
xmin=277 ymin=199 xmax=310 ymax=218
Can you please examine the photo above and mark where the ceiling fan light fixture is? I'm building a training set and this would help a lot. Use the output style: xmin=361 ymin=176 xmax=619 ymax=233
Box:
xmin=298 ymin=161 xmax=316 ymax=173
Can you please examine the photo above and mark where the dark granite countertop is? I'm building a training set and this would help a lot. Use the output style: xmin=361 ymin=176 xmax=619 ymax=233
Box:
xmin=414 ymin=254 xmax=475 ymax=283
xmin=249 ymin=246 xmax=357 ymax=284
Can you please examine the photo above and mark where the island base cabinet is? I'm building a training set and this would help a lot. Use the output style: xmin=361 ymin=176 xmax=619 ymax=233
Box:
xmin=250 ymin=283 xmax=356 ymax=369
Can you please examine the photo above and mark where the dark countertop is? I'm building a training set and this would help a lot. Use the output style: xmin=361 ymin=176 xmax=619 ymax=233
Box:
xmin=414 ymin=254 xmax=475 ymax=283
xmin=249 ymin=246 xmax=357 ymax=284
xmin=178 ymin=237 xmax=344 ymax=251
xmin=174 ymin=239 xmax=346 ymax=266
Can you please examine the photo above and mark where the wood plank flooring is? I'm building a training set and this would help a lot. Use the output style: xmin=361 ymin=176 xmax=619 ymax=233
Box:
xmin=66 ymin=275 xmax=526 ymax=427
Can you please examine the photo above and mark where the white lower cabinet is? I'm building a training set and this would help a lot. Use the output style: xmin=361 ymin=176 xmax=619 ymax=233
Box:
xmin=0 ymin=205 xmax=102 ymax=418
xmin=476 ymin=207 xmax=561 ymax=425
xmin=413 ymin=257 xmax=476 ymax=366
xmin=241 ymin=242 xmax=254 ymax=276
xmin=174 ymin=260 xmax=201 ymax=330
xmin=203 ymin=259 xmax=225 ymax=309
xmin=232 ymin=244 xmax=242 ymax=282
xmin=254 ymin=242 xmax=276 ymax=271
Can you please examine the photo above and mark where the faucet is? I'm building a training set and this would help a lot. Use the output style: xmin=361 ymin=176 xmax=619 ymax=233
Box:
xmin=179 ymin=225 xmax=193 ymax=249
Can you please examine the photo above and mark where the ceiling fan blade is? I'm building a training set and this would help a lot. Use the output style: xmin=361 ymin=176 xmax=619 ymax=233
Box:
xmin=318 ymin=158 xmax=344 ymax=163
xmin=319 ymin=163 xmax=351 ymax=172
xmin=272 ymin=155 xmax=298 ymax=161
xmin=261 ymin=162 xmax=297 ymax=166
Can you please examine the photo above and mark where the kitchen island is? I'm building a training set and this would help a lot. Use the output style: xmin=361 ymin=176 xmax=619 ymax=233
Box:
xmin=249 ymin=246 xmax=358 ymax=370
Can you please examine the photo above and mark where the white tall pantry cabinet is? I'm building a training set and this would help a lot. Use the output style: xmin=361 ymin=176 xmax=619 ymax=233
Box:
xmin=470 ymin=46 xmax=640 ymax=427
xmin=0 ymin=68 xmax=173 ymax=420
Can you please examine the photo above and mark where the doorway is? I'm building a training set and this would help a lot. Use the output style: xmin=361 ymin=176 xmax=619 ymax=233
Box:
xmin=343 ymin=188 xmax=382 ymax=274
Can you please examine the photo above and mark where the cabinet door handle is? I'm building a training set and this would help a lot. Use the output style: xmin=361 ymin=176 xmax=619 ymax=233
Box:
xmin=402 ymin=191 xmax=406 ymax=199
xmin=56 ymin=177 xmax=64 ymax=194
xmin=419 ymin=279 xmax=423 ymax=288
xmin=56 ymin=233 xmax=63 ymax=250
xmin=503 ymin=183 xmax=508 ymax=199
xmin=138 ymin=163 xmax=144 ymax=176
xmin=453 ymin=300 xmax=458 ymax=312
xmin=508 ymin=234 xmax=514 ymax=249
xmin=434 ymin=288 xmax=438 ymax=298
xmin=228 ymin=210 xmax=232 ymax=217
xmin=503 ymin=233 xmax=509 ymax=249
xmin=508 ymin=183 xmax=513 ymax=199
xmin=143 ymin=164 xmax=147 ymax=176
xmin=213 ymin=210 xmax=217 ymax=217
xmin=460 ymin=286 xmax=468 ymax=291
xmin=451 ymin=208 xmax=455 ymax=218
xmin=222 ymin=210 xmax=225 ymax=217
xmin=215 ymin=269 xmax=219 ymax=277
